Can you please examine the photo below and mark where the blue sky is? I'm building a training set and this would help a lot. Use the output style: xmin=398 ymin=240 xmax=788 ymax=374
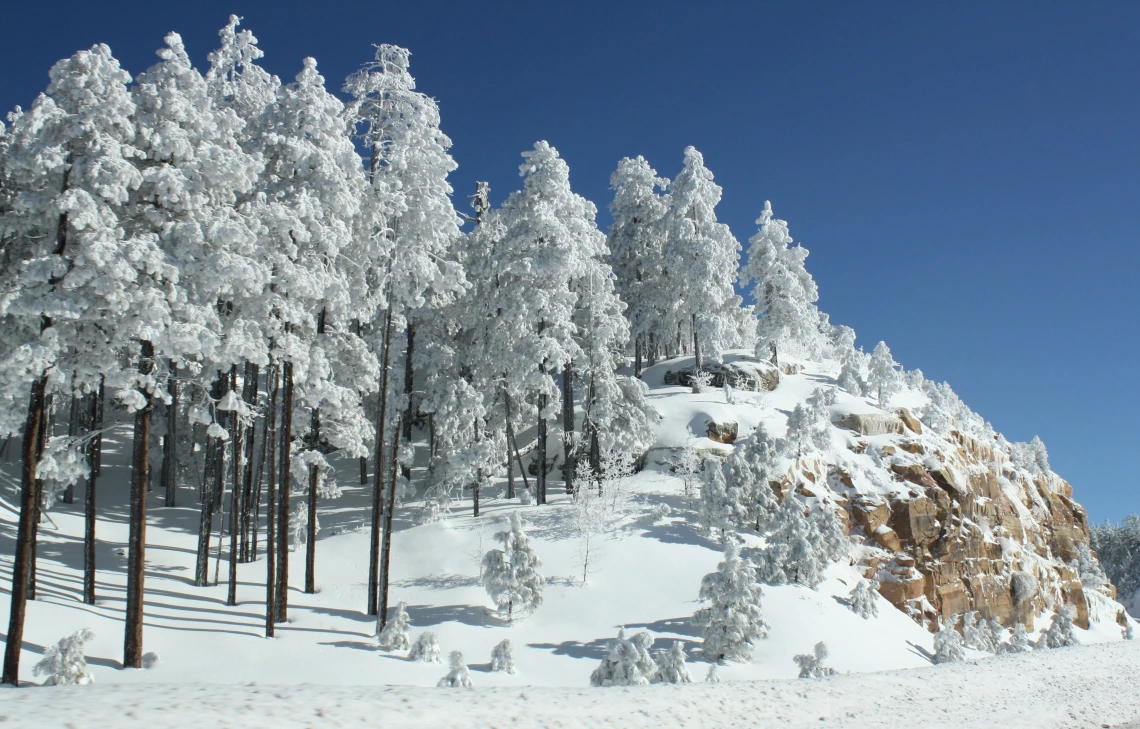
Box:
xmin=1 ymin=1 xmax=1136 ymax=521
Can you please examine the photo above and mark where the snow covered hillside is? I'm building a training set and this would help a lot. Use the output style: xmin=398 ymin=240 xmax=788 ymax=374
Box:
xmin=1 ymin=353 xmax=1133 ymax=692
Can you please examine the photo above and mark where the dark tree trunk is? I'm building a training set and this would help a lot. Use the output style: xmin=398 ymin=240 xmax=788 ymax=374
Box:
xmin=378 ymin=418 xmax=402 ymax=628
xmin=94 ymin=377 xmax=104 ymax=476
xmin=161 ymin=371 xmax=179 ymax=506
xmin=648 ymin=332 xmax=658 ymax=368
xmin=227 ymin=364 xmax=244 ymax=607
xmin=305 ymin=407 xmax=319 ymax=594
xmin=367 ymin=304 xmax=394 ymax=617
xmin=275 ymin=360 xmax=294 ymax=623
xmin=1 ymin=376 xmax=48 ymax=686
xmin=240 ymin=362 xmax=258 ymax=562
xmin=84 ymin=387 xmax=102 ymax=606
xmin=635 ymin=336 xmax=643 ymax=379
xmin=28 ymin=392 xmax=50 ymax=601
xmin=402 ymin=321 xmax=414 ymax=482
xmin=503 ymin=386 xmax=515 ymax=500
xmin=692 ymin=313 xmax=702 ymax=371
xmin=537 ymin=393 xmax=547 ymax=505
xmin=563 ymin=362 xmax=576 ymax=495
xmin=263 ymin=362 xmax=279 ymax=638
xmin=124 ymin=340 xmax=154 ymax=669
xmin=194 ymin=373 xmax=226 ymax=587
xmin=473 ymin=416 xmax=481 ymax=518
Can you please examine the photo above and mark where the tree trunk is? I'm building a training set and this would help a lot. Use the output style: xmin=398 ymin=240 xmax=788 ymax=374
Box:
xmin=563 ymin=362 xmax=575 ymax=495
xmin=28 ymin=391 xmax=51 ymax=602
xmin=473 ymin=416 xmax=481 ymax=518
xmin=537 ymin=393 xmax=547 ymax=506
xmin=503 ymin=385 xmax=515 ymax=500
xmin=240 ymin=362 xmax=258 ymax=562
xmin=1 ymin=376 xmax=48 ymax=686
xmin=377 ymin=418 xmax=402 ymax=629
xmin=275 ymin=359 xmax=294 ymax=623
xmin=305 ymin=407 xmax=319 ymax=594
xmin=63 ymin=394 xmax=80 ymax=504
xmin=162 ymin=371 xmax=179 ymax=506
xmin=367 ymin=304 xmax=394 ymax=617
xmin=194 ymin=373 xmax=226 ymax=587
xmin=402 ymin=321 xmax=414 ymax=483
xmin=84 ymin=387 xmax=102 ymax=606
xmin=263 ymin=362 xmax=279 ymax=638
xmin=124 ymin=340 xmax=154 ymax=669
xmin=692 ymin=313 xmax=702 ymax=371
xmin=634 ymin=336 xmax=643 ymax=379
xmin=227 ymin=364 xmax=244 ymax=607
xmin=94 ymin=377 xmax=104 ymax=476
xmin=648 ymin=332 xmax=657 ymax=368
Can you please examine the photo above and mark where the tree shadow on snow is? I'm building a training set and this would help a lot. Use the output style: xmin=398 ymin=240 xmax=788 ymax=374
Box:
xmin=907 ymin=640 xmax=934 ymax=662
xmin=404 ymin=603 xmax=498 ymax=628
xmin=527 ymin=638 xmax=610 ymax=660
xmin=392 ymin=573 xmax=481 ymax=591
xmin=623 ymin=616 xmax=703 ymax=639
xmin=638 ymin=520 xmax=723 ymax=551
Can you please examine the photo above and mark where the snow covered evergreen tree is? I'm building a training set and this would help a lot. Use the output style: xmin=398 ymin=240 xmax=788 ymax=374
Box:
xmin=32 ymin=629 xmax=95 ymax=686
xmin=481 ymin=512 xmax=545 ymax=620
xmin=408 ymin=631 xmax=442 ymax=663
xmin=653 ymin=641 xmax=692 ymax=684
xmin=867 ymin=341 xmax=901 ymax=406
xmin=437 ymin=650 xmax=473 ymax=688
xmin=962 ymin=612 xmax=996 ymax=652
xmin=784 ymin=387 xmax=834 ymax=457
xmin=661 ymin=147 xmax=741 ymax=369
xmin=753 ymin=498 xmax=847 ymax=588
xmin=698 ymin=457 xmax=745 ymax=540
xmin=997 ymin=623 xmax=1033 ymax=654
xmin=693 ymin=542 xmax=769 ymax=663
xmin=724 ymin=423 xmax=782 ymax=532
xmin=377 ymin=600 xmax=412 ymax=650
xmin=794 ymin=641 xmax=836 ymax=678
xmin=848 ymin=579 xmax=879 ymax=619
xmin=589 ymin=629 xmax=658 ymax=687
xmin=490 ymin=639 xmax=516 ymax=674
xmin=739 ymin=201 xmax=824 ymax=360
xmin=932 ymin=614 xmax=965 ymax=664
xmin=1038 ymin=606 xmax=1080 ymax=649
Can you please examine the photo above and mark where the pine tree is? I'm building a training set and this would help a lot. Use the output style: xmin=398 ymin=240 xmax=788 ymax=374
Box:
xmin=785 ymin=387 xmax=834 ymax=457
xmin=377 ymin=600 xmax=412 ymax=650
xmin=590 ymin=629 xmax=658 ymax=686
xmin=1037 ymin=606 xmax=1080 ymax=649
xmin=724 ymin=423 xmax=783 ymax=532
xmin=437 ymin=651 xmax=474 ymax=688
xmin=490 ymin=639 xmax=517 ymax=674
xmin=698 ymin=457 xmax=746 ymax=541
xmin=868 ymin=341 xmax=901 ymax=406
xmin=754 ymin=498 xmax=847 ymax=588
xmin=848 ymin=579 xmax=880 ymax=619
xmin=739 ymin=201 xmax=825 ymax=360
xmin=933 ymin=614 xmax=965 ymax=664
xmin=480 ymin=511 xmax=546 ymax=620
xmin=661 ymin=147 xmax=741 ymax=370
xmin=32 ymin=629 xmax=95 ymax=686
xmin=794 ymin=641 xmax=836 ymax=678
xmin=653 ymin=641 xmax=692 ymax=684
xmin=408 ymin=631 xmax=442 ymax=663
xmin=997 ymin=623 xmax=1033 ymax=654
xmin=693 ymin=542 xmax=770 ymax=663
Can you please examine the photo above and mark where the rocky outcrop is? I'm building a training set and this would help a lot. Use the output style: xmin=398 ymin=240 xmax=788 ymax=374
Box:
xmin=663 ymin=358 xmax=780 ymax=392
xmin=705 ymin=420 xmax=738 ymax=444
xmin=832 ymin=413 xmax=906 ymax=436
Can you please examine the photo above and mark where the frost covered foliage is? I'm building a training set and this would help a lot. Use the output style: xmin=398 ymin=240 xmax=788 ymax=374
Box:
xmin=723 ymin=423 xmax=782 ymax=532
xmin=1124 ymin=623 xmax=1135 ymax=640
xmin=933 ymin=615 xmax=965 ymax=664
xmin=480 ymin=512 xmax=545 ymax=621
xmin=32 ymin=629 xmax=95 ymax=686
xmin=705 ymin=664 xmax=721 ymax=683
xmin=1071 ymin=543 xmax=1110 ymax=591
xmin=837 ymin=350 xmax=870 ymax=397
xmin=590 ymin=629 xmax=658 ymax=687
xmin=654 ymin=641 xmax=692 ymax=684
xmin=1091 ymin=515 xmax=1140 ymax=609
xmin=693 ymin=542 xmax=769 ymax=663
xmin=1011 ymin=570 xmax=1039 ymax=606
xmin=867 ymin=342 xmax=901 ymax=406
xmin=1007 ymin=435 xmax=1051 ymax=475
xmin=753 ymin=499 xmax=847 ymax=588
xmin=848 ymin=580 xmax=879 ymax=619
xmin=794 ymin=642 xmax=836 ymax=679
xmin=739 ymin=201 xmax=825 ymax=360
xmin=437 ymin=651 xmax=473 ymax=688
xmin=490 ymin=639 xmax=516 ymax=674
xmin=962 ymin=612 xmax=1001 ymax=652
xmin=408 ymin=631 xmax=442 ymax=663
xmin=698 ymin=457 xmax=745 ymax=540
xmin=1037 ymin=607 xmax=1080 ymax=649
xmin=377 ymin=601 xmax=412 ymax=650
xmin=785 ymin=387 xmax=834 ymax=457
xmin=997 ymin=624 xmax=1033 ymax=654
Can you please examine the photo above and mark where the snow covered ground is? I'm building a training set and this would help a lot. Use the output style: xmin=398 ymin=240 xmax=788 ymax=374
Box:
xmin=2 ymin=353 xmax=1137 ymax=724
xmin=2 ymin=641 xmax=1139 ymax=728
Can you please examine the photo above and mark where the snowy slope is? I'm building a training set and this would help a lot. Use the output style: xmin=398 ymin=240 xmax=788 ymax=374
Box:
xmin=0 ymin=351 xmax=1133 ymax=694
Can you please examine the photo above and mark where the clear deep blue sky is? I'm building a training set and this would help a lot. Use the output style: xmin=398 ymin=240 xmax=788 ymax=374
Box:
xmin=1 ymin=2 xmax=1136 ymax=521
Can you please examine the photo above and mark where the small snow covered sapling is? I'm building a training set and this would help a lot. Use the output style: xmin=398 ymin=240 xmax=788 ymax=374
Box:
xmin=650 ymin=503 xmax=672 ymax=523
xmin=437 ymin=651 xmax=474 ymax=688
xmin=848 ymin=579 xmax=879 ymax=619
xmin=33 ymin=629 xmax=95 ymax=686
xmin=654 ymin=641 xmax=693 ymax=684
xmin=793 ymin=641 xmax=836 ymax=679
xmin=998 ymin=623 xmax=1032 ymax=654
xmin=1123 ymin=622 xmax=1134 ymax=641
xmin=962 ymin=611 xmax=996 ymax=652
xmin=378 ymin=600 xmax=412 ymax=650
xmin=590 ymin=629 xmax=658 ymax=687
xmin=490 ymin=639 xmax=517 ymax=674
xmin=408 ymin=631 xmax=442 ymax=663
xmin=481 ymin=512 xmax=546 ymax=621
xmin=1037 ymin=606 xmax=1080 ymax=649
xmin=932 ymin=614 xmax=965 ymax=664
xmin=691 ymin=368 xmax=714 ymax=394
xmin=705 ymin=664 xmax=721 ymax=683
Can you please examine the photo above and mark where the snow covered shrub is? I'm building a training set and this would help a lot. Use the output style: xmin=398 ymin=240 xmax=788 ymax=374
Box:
xmin=997 ymin=623 xmax=1032 ymax=654
xmin=962 ymin=612 xmax=996 ymax=652
xmin=1123 ymin=622 xmax=1134 ymax=640
xmin=848 ymin=579 xmax=879 ymax=619
xmin=932 ymin=615 xmax=965 ymax=664
xmin=290 ymin=500 xmax=311 ymax=552
xmin=670 ymin=431 xmax=703 ymax=500
xmin=491 ymin=639 xmax=516 ymax=674
xmin=590 ymin=629 xmax=658 ymax=687
xmin=693 ymin=542 xmax=769 ymax=663
xmin=408 ymin=631 xmax=442 ymax=663
xmin=141 ymin=652 xmax=160 ymax=669
xmin=33 ymin=629 xmax=95 ymax=686
xmin=753 ymin=499 xmax=847 ymax=588
xmin=654 ymin=641 xmax=692 ymax=684
xmin=649 ymin=503 xmax=672 ymax=523
xmin=691 ymin=368 xmax=714 ymax=394
xmin=481 ymin=512 xmax=545 ymax=621
xmin=784 ymin=388 xmax=833 ymax=457
xmin=985 ymin=616 xmax=1006 ymax=649
xmin=378 ymin=601 xmax=412 ymax=650
xmin=705 ymin=664 xmax=721 ymax=683
xmin=723 ymin=381 xmax=736 ymax=405
xmin=1037 ymin=606 xmax=1080 ymax=649
xmin=837 ymin=357 xmax=868 ymax=398
xmin=437 ymin=650 xmax=473 ymax=688
xmin=794 ymin=641 xmax=836 ymax=678
xmin=1011 ymin=570 xmax=1038 ymax=606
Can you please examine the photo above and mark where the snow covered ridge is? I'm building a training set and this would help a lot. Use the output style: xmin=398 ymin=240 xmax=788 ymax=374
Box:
xmin=2 ymin=642 xmax=1140 ymax=728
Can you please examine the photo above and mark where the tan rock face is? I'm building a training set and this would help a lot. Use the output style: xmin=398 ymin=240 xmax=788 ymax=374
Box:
xmin=705 ymin=420 xmax=738 ymax=444
xmin=833 ymin=413 xmax=906 ymax=436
